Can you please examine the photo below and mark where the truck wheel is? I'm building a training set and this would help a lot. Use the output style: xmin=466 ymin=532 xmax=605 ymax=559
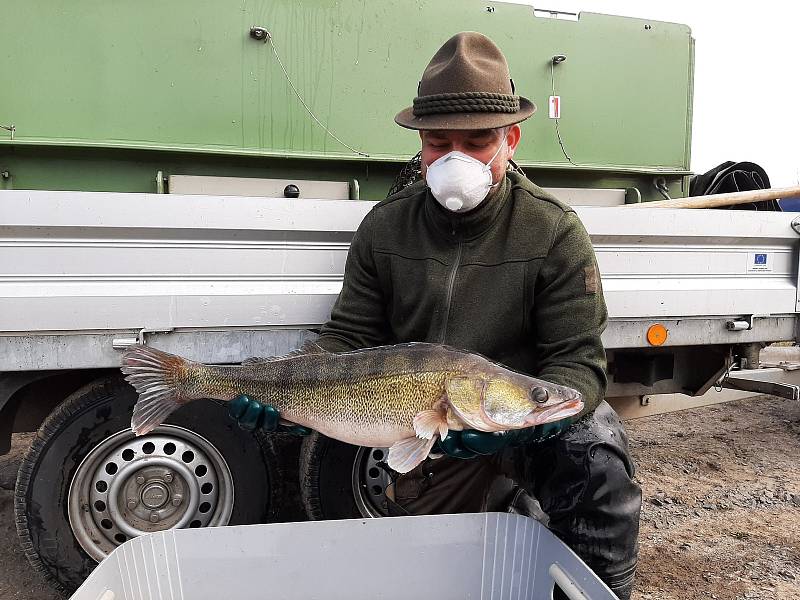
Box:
xmin=300 ymin=432 xmax=392 ymax=519
xmin=14 ymin=374 xmax=281 ymax=593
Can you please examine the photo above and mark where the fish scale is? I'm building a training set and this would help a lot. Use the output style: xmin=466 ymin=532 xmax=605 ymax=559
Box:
xmin=201 ymin=362 xmax=460 ymax=439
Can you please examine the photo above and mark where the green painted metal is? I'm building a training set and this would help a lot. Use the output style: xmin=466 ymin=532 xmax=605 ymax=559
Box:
xmin=0 ymin=1 xmax=693 ymax=199
xmin=0 ymin=145 xmax=686 ymax=202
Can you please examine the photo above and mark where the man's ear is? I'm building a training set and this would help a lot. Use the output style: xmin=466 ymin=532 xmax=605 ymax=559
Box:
xmin=505 ymin=124 xmax=521 ymax=159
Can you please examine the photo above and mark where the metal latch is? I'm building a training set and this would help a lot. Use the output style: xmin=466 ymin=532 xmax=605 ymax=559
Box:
xmin=725 ymin=314 xmax=768 ymax=331
xmin=112 ymin=328 xmax=174 ymax=349
xmin=791 ymin=215 xmax=800 ymax=236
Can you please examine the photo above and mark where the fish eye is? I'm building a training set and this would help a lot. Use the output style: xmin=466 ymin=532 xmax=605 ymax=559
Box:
xmin=530 ymin=387 xmax=549 ymax=404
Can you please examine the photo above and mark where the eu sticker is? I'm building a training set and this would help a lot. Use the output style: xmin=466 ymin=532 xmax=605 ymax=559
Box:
xmin=747 ymin=252 xmax=771 ymax=272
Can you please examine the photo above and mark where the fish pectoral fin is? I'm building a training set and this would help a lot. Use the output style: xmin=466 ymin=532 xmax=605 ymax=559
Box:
xmin=412 ymin=407 xmax=448 ymax=440
xmin=387 ymin=436 xmax=438 ymax=474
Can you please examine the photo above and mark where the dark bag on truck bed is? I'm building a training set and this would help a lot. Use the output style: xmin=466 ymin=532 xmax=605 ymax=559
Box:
xmin=689 ymin=161 xmax=779 ymax=211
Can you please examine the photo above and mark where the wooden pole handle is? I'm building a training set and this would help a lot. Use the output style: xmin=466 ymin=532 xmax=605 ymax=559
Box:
xmin=626 ymin=184 xmax=800 ymax=209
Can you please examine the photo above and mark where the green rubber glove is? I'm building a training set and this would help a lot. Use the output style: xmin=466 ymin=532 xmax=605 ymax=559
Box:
xmin=228 ymin=394 xmax=312 ymax=436
xmin=437 ymin=418 xmax=574 ymax=459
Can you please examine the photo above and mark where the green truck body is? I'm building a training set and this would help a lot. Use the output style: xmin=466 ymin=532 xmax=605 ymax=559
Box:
xmin=1 ymin=0 xmax=693 ymax=200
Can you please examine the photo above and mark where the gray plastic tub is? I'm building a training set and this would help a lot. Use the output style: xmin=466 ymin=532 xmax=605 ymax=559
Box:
xmin=69 ymin=512 xmax=618 ymax=600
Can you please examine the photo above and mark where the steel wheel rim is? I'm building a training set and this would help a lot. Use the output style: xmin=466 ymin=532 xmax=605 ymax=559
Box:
xmin=351 ymin=446 xmax=393 ymax=518
xmin=68 ymin=424 xmax=234 ymax=561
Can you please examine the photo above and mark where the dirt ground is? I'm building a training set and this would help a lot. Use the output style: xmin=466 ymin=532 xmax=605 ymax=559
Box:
xmin=0 ymin=432 xmax=61 ymax=600
xmin=0 ymin=394 xmax=798 ymax=599
xmin=626 ymin=395 xmax=800 ymax=600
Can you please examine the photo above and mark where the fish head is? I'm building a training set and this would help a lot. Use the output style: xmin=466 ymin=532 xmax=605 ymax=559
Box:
xmin=481 ymin=373 xmax=584 ymax=430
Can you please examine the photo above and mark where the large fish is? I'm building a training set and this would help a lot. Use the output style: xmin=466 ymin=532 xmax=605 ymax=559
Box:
xmin=121 ymin=342 xmax=583 ymax=473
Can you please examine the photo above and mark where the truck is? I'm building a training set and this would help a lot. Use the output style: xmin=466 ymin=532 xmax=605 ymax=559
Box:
xmin=2 ymin=1 xmax=799 ymax=593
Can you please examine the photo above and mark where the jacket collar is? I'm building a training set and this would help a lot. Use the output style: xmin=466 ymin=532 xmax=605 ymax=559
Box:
xmin=424 ymin=174 xmax=511 ymax=241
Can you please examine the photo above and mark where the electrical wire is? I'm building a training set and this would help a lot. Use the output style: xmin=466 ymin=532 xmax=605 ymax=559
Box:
xmin=0 ymin=124 xmax=15 ymax=141
xmin=267 ymin=33 xmax=369 ymax=157
xmin=550 ymin=62 xmax=578 ymax=166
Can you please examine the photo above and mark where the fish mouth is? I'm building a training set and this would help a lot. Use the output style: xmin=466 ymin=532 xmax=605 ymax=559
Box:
xmin=523 ymin=397 xmax=584 ymax=426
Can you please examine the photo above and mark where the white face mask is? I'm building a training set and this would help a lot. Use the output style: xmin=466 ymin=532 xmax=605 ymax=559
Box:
xmin=426 ymin=140 xmax=505 ymax=213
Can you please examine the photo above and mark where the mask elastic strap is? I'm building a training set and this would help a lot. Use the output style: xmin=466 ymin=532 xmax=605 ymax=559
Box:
xmin=487 ymin=139 xmax=506 ymax=167
xmin=486 ymin=139 xmax=507 ymax=188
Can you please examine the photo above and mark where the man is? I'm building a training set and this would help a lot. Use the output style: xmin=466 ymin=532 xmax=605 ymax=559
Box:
xmin=232 ymin=32 xmax=641 ymax=599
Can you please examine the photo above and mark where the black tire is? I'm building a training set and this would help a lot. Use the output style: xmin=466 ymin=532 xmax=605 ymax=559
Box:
xmin=14 ymin=375 xmax=281 ymax=594
xmin=300 ymin=432 xmax=391 ymax=520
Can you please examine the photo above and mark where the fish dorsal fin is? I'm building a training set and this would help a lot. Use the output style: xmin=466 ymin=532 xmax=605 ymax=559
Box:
xmin=241 ymin=340 xmax=329 ymax=366
xmin=444 ymin=376 xmax=494 ymax=432
xmin=241 ymin=357 xmax=271 ymax=366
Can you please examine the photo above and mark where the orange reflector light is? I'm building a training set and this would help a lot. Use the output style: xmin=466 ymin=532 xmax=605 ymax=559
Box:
xmin=646 ymin=324 xmax=668 ymax=346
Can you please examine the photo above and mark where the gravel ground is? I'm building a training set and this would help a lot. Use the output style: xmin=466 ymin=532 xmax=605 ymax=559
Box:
xmin=1 ymin=395 xmax=798 ymax=599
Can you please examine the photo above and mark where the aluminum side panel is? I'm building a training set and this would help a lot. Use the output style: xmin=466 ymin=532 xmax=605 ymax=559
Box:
xmin=1 ymin=192 xmax=798 ymax=352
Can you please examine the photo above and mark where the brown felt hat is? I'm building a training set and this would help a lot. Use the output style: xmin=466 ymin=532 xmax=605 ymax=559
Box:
xmin=395 ymin=31 xmax=536 ymax=131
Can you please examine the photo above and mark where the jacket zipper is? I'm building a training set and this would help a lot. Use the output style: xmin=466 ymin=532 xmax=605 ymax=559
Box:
xmin=439 ymin=237 xmax=463 ymax=343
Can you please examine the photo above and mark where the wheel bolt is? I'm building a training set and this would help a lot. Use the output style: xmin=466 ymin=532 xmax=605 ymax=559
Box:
xmin=135 ymin=475 xmax=145 ymax=485
xmin=172 ymin=494 xmax=183 ymax=506
xmin=164 ymin=472 xmax=173 ymax=483
xmin=127 ymin=498 xmax=137 ymax=509
xmin=150 ymin=512 xmax=160 ymax=523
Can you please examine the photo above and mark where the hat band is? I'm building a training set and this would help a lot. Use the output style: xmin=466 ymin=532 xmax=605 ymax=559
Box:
xmin=412 ymin=92 xmax=520 ymax=116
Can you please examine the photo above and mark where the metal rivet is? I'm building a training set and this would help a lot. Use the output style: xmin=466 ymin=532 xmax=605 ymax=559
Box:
xmin=135 ymin=475 xmax=145 ymax=485
xmin=249 ymin=26 xmax=269 ymax=41
xmin=164 ymin=472 xmax=173 ymax=483
xmin=149 ymin=512 xmax=160 ymax=523
xmin=127 ymin=498 xmax=137 ymax=509
xmin=172 ymin=494 xmax=183 ymax=507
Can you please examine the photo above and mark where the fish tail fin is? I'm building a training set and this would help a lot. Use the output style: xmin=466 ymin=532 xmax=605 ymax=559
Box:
xmin=121 ymin=345 xmax=194 ymax=436
xmin=387 ymin=436 xmax=438 ymax=474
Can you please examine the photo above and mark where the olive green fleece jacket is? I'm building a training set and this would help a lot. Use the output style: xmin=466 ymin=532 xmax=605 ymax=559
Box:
xmin=316 ymin=171 xmax=608 ymax=416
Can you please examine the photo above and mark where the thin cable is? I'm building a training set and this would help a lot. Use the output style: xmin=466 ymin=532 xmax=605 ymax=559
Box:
xmin=266 ymin=34 xmax=369 ymax=157
xmin=550 ymin=62 xmax=577 ymax=166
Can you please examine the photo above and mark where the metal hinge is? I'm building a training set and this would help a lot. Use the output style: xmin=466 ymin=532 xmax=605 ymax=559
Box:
xmin=112 ymin=328 xmax=174 ymax=349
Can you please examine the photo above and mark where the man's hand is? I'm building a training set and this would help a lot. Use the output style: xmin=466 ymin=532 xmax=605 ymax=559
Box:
xmin=437 ymin=419 xmax=574 ymax=459
xmin=228 ymin=394 xmax=312 ymax=436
